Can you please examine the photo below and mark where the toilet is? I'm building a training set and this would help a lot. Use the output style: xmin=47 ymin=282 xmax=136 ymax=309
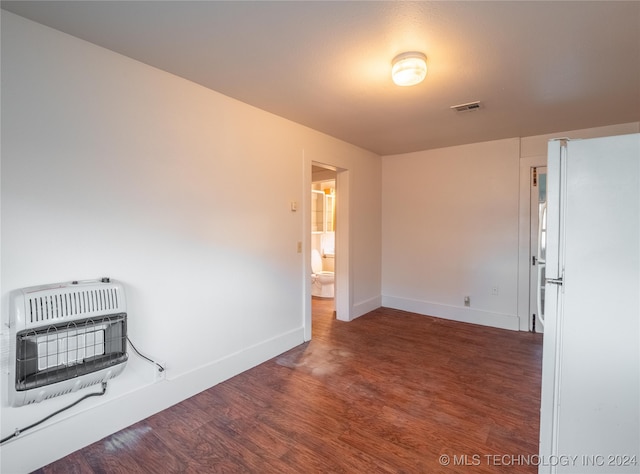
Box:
xmin=311 ymin=249 xmax=334 ymax=298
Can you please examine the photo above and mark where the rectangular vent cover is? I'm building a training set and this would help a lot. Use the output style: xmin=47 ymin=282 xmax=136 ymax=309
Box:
xmin=450 ymin=101 xmax=481 ymax=112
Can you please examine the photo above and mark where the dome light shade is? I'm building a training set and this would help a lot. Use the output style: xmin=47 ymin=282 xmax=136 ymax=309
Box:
xmin=391 ymin=52 xmax=427 ymax=86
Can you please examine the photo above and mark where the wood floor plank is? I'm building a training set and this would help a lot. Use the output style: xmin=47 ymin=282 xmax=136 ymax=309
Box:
xmin=38 ymin=300 xmax=542 ymax=473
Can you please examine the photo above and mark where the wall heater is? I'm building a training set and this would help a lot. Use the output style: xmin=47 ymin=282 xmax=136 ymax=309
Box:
xmin=8 ymin=279 xmax=128 ymax=407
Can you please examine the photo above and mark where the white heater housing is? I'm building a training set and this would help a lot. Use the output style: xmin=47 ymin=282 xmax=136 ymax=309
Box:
xmin=8 ymin=279 xmax=128 ymax=407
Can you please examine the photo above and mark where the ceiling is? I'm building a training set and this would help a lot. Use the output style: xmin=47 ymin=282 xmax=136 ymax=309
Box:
xmin=2 ymin=1 xmax=639 ymax=156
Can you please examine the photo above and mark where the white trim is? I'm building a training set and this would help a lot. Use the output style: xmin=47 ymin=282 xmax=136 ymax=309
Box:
xmin=334 ymin=169 xmax=351 ymax=321
xmin=302 ymin=152 xmax=313 ymax=341
xmin=351 ymin=295 xmax=382 ymax=319
xmin=382 ymin=295 xmax=520 ymax=331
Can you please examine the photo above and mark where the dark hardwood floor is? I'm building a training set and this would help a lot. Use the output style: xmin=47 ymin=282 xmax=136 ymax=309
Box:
xmin=36 ymin=299 xmax=543 ymax=473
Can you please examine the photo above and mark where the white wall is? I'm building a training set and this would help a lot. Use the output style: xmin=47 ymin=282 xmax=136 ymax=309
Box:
xmin=383 ymin=123 xmax=640 ymax=332
xmin=0 ymin=12 xmax=381 ymax=472
xmin=382 ymin=138 xmax=522 ymax=329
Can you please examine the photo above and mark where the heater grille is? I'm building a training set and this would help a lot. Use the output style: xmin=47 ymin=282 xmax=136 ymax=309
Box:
xmin=15 ymin=314 xmax=127 ymax=392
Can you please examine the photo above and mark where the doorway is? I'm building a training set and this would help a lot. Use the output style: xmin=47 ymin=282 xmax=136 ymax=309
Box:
xmin=529 ymin=166 xmax=547 ymax=333
xmin=517 ymin=155 xmax=548 ymax=332
xmin=303 ymin=160 xmax=350 ymax=341
xmin=311 ymin=165 xmax=336 ymax=316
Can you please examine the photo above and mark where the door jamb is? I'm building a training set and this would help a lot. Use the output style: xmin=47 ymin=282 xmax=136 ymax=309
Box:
xmin=517 ymin=154 xmax=547 ymax=331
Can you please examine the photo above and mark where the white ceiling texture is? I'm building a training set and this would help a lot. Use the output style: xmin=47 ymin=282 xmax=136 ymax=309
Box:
xmin=2 ymin=1 xmax=639 ymax=155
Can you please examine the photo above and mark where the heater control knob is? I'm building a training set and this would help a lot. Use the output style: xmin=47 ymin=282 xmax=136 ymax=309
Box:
xmin=101 ymin=277 xmax=111 ymax=283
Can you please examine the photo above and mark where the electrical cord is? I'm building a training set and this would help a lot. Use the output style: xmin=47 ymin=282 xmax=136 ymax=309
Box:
xmin=0 ymin=381 xmax=108 ymax=445
xmin=127 ymin=336 xmax=165 ymax=373
xmin=1 ymin=339 xmax=163 ymax=445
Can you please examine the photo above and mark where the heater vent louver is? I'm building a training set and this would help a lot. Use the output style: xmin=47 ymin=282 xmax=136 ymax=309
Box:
xmin=28 ymin=288 xmax=120 ymax=324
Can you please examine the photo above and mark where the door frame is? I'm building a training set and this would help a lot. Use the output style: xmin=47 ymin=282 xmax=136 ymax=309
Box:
xmin=303 ymin=155 xmax=351 ymax=341
xmin=517 ymin=154 xmax=547 ymax=331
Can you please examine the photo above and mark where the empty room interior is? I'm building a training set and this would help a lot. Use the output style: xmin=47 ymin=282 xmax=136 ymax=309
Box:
xmin=1 ymin=2 xmax=639 ymax=473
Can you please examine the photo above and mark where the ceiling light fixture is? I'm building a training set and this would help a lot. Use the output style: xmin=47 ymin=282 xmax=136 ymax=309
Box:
xmin=391 ymin=51 xmax=427 ymax=87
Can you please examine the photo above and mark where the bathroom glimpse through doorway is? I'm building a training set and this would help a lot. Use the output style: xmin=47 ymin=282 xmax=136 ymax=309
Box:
xmin=311 ymin=165 xmax=336 ymax=325
xmin=304 ymin=158 xmax=350 ymax=341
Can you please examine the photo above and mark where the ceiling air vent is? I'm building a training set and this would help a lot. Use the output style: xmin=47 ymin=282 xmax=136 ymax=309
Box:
xmin=450 ymin=101 xmax=481 ymax=112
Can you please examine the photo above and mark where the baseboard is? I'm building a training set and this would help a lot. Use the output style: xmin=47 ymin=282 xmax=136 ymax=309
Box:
xmin=381 ymin=295 xmax=520 ymax=331
xmin=0 ymin=327 xmax=305 ymax=474
xmin=351 ymin=295 xmax=382 ymax=320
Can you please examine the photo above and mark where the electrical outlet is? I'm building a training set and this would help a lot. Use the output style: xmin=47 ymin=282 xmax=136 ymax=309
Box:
xmin=464 ymin=296 xmax=470 ymax=307
xmin=491 ymin=286 xmax=499 ymax=296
